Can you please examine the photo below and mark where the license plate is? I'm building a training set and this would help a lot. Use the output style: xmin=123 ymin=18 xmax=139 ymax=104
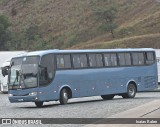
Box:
xmin=18 ymin=99 xmax=23 ymax=102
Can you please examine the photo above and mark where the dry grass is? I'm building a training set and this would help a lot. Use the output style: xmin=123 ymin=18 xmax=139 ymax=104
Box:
xmin=71 ymin=33 xmax=160 ymax=49
xmin=1 ymin=0 xmax=160 ymax=49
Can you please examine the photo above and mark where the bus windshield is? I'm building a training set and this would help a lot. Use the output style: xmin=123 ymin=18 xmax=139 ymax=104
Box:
xmin=8 ymin=56 xmax=40 ymax=90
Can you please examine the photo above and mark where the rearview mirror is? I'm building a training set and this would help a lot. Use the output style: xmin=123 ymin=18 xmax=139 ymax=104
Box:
xmin=1 ymin=66 xmax=9 ymax=77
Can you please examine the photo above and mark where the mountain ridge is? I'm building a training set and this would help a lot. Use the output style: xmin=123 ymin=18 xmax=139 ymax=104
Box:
xmin=0 ymin=0 xmax=160 ymax=50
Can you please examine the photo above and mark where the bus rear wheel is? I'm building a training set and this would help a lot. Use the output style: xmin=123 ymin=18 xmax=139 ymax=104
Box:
xmin=101 ymin=94 xmax=114 ymax=100
xmin=35 ymin=101 xmax=43 ymax=107
xmin=122 ymin=83 xmax=136 ymax=98
xmin=60 ymin=88 xmax=69 ymax=105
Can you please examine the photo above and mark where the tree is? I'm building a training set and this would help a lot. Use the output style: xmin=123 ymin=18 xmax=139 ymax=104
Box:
xmin=25 ymin=24 xmax=39 ymax=41
xmin=25 ymin=24 xmax=40 ymax=49
xmin=0 ymin=15 xmax=11 ymax=50
xmin=94 ymin=6 xmax=117 ymax=38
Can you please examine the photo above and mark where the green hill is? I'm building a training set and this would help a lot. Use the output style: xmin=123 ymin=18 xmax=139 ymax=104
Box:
xmin=0 ymin=0 xmax=160 ymax=50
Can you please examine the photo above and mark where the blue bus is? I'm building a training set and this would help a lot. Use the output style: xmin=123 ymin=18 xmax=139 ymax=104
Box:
xmin=2 ymin=48 xmax=158 ymax=107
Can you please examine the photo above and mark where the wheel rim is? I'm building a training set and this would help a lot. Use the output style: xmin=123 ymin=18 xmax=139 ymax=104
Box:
xmin=63 ymin=92 xmax=68 ymax=100
xmin=129 ymin=86 xmax=135 ymax=96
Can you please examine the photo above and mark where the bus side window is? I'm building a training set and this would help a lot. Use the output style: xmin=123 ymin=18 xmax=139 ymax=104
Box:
xmin=72 ymin=54 xmax=88 ymax=68
xmin=57 ymin=55 xmax=71 ymax=69
xmin=132 ymin=53 xmax=139 ymax=65
xmin=72 ymin=54 xmax=81 ymax=68
xmin=145 ymin=52 xmax=154 ymax=65
xmin=63 ymin=55 xmax=71 ymax=68
xmin=96 ymin=54 xmax=103 ymax=67
xmin=118 ymin=53 xmax=131 ymax=66
xmin=138 ymin=53 xmax=144 ymax=65
xmin=110 ymin=54 xmax=117 ymax=66
xmin=104 ymin=53 xmax=117 ymax=67
xmin=132 ymin=53 xmax=144 ymax=65
xmin=118 ymin=53 xmax=125 ymax=66
xmin=79 ymin=54 xmax=88 ymax=68
xmin=104 ymin=54 xmax=111 ymax=66
xmin=57 ymin=55 xmax=65 ymax=68
xmin=125 ymin=53 xmax=131 ymax=65
xmin=88 ymin=54 xmax=96 ymax=67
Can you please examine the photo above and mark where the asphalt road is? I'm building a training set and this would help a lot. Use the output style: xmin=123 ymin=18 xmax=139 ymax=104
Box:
xmin=0 ymin=92 xmax=160 ymax=127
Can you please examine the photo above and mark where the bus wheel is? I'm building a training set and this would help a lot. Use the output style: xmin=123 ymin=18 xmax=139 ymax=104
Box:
xmin=122 ymin=83 xmax=136 ymax=98
xmin=35 ymin=101 xmax=43 ymax=107
xmin=101 ymin=94 xmax=114 ymax=100
xmin=60 ymin=88 xmax=69 ymax=105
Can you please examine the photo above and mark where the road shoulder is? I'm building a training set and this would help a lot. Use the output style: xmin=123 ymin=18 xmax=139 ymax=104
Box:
xmin=85 ymin=99 xmax=160 ymax=127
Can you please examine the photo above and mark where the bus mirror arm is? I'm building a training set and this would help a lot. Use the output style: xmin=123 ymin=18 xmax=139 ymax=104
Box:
xmin=38 ymin=64 xmax=43 ymax=68
xmin=11 ymin=62 xmax=14 ymax=67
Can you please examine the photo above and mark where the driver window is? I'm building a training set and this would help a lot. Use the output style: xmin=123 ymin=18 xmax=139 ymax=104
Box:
xmin=39 ymin=54 xmax=55 ymax=87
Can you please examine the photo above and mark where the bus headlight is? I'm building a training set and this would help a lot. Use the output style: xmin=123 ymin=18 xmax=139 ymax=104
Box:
xmin=8 ymin=94 xmax=13 ymax=97
xmin=29 ymin=92 xmax=37 ymax=96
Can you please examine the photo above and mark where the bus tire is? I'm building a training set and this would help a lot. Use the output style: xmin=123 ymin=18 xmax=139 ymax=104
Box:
xmin=122 ymin=83 xmax=136 ymax=98
xmin=35 ymin=101 xmax=43 ymax=107
xmin=60 ymin=88 xmax=69 ymax=105
xmin=101 ymin=94 xmax=114 ymax=100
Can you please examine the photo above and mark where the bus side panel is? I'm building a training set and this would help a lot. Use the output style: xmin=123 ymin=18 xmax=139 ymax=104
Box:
xmin=52 ymin=68 xmax=129 ymax=98
xmin=37 ymin=63 xmax=157 ymax=102
xmin=141 ymin=64 xmax=158 ymax=91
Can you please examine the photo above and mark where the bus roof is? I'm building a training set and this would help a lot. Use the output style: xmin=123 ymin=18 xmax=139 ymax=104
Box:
xmin=13 ymin=48 xmax=155 ymax=58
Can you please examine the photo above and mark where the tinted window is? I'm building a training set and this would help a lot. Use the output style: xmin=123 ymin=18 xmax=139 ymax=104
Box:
xmin=118 ymin=53 xmax=125 ymax=66
xmin=104 ymin=53 xmax=117 ymax=66
xmin=96 ymin=54 xmax=103 ymax=67
xmin=104 ymin=54 xmax=111 ymax=66
xmin=39 ymin=54 xmax=55 ymax=86
xmin=64 ymin=55 xmax=71 ymax=68
xmin=125 ymin=53 xmax=131 ymax=65
xmin=73 ymin=54 xmax=80 ymax=68
xmin=88 ymin=54 xmax=103 ymax=67
xmin=72 ymin=54 xmax=88 ymax=68
xmin=88 ymin=54 xmax=97 ymax=67
xmin=79 ymin=54 xmax=88 ymax=68
xmin=145 ymin=52 xmax=154 ymax=65
xmin=57 ymin=55 xmax=71 ymax=69
xmin=110 ymin=54 xmax=117 ymax=66
xmin=118 ymin=53 xmax=131 ymax=66
xmin=57 ymin=55 xmax=64 ymax=68
xmin=132 ymin=53 xmax=144 ymax=65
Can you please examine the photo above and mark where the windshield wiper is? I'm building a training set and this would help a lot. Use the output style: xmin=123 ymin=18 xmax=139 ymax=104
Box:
xmin=19 ymin=70 xmax=26 ymax=88
xmin=11 ymin=70 xmax=26 ymax=89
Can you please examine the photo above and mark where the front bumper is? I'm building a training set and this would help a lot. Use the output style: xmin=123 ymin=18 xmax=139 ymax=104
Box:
xmin=9 ymin=95 xmax=38 ymax=103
